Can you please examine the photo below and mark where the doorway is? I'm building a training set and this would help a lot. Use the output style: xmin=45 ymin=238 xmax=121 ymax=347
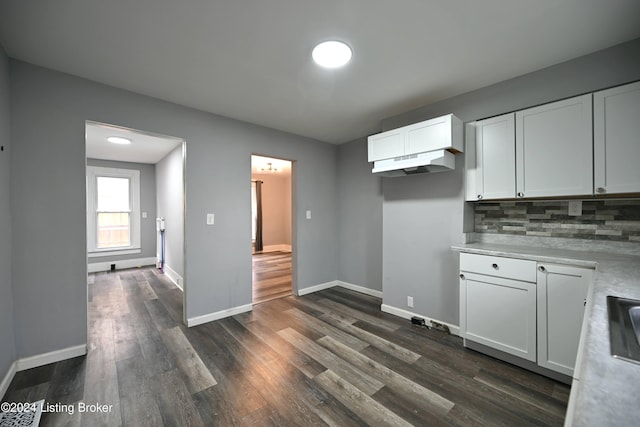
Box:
xmin=85 ymin=121 xmax=186 ymax=318
xmin=251 ymin=154 xmax=293 ymax=304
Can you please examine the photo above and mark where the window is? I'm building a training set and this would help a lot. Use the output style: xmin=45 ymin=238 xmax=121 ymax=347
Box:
xmin=87 ymin=166 xmax=141 ymax=256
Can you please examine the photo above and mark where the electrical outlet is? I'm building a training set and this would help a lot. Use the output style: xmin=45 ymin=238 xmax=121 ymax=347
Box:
xmin=407 ymin=296 xmax=414 ymax=308
xmin=568 ymin=200 xmax=582 ymax=216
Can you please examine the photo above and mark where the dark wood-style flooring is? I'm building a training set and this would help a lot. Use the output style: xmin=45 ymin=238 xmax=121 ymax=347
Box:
xmin=2 ymin=267 xmax=570 ymax=426
xmin=252 ymin=251 xmax=292 ymax=304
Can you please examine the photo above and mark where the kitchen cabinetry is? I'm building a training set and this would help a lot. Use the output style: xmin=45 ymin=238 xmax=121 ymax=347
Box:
xmin=594 ymin=80 xmax=640 ymax=195
xmin=467 ymin=113 xmax=516 ymax=200
xmin=459 ymin=253 xmax=537 ymax=361
xmin=515 ymin=94 xmax=593 ymax=198
xmin=367 ymin=114 xmax=462 ymax=162
xmin=537 ymin=263 xmax=593 ymax=377
xmin=459 ymin=252 xmax=594 ymax=378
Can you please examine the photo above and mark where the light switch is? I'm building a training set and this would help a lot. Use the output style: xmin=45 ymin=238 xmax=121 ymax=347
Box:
xmin=207 ymin=213 xmax=215 ymax=225
xmin=142 ymin=212 xmax=148 ymax=219
xmin=305 ymin=210 xmax=312 ymax=220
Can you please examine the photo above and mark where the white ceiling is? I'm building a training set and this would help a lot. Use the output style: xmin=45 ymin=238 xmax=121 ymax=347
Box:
xmin=2 ymin=1 xmax=640 ymax=144
xmin=86 ymin=122 xmax=183 ymax=164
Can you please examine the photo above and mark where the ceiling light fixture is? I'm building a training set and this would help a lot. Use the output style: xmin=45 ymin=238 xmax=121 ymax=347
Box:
xmin=107 ymin=136 xmax=132 ymax=145
xmin=261 ymin=162 xmax=279 ymax=173
xmin=312 ymin=40 xmax=352 ymax=68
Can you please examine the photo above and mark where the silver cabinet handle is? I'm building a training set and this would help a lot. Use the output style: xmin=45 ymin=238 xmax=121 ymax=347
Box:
xmin=477 ymin=194 xmax=483 ymax=200
xmin=596 ymin=187 xmax=606 ymax=194
xmin=459 ymin=273 xmax=465 ymax=279
xmin=492 ymin=263 xmax=498 ymax=269
xmin=538 ymin=265 xmax=546 ymax=272
xmin=517 ymin=192 xmax=524 ymax=198
xmin=584 ymin=298 xmax=587 ymax=306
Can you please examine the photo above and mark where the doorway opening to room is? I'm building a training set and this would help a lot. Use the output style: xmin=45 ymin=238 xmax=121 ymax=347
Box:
xmin=251 ymin=154 xmax=294 ymax=304
xmin=85 ymin=121 xmax=187 ymax=322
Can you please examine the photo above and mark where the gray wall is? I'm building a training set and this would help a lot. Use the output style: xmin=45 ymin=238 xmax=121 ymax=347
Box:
xmin=86 ymin=158 xmax=157 ymax=264
xmin=0 ymin=45 xmax=15 ymax=388
xmin=337 ymin=38 xmax=640 ymax=326
xmin=10 ymin=60 xmax=337 ymax=357
xmin=156 ymin=145 xmax=184 ymax=279
xmin=336 ymin=138 xmax=383 ymax=291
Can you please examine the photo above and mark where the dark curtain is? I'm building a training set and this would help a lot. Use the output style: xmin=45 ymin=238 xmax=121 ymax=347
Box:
xmin=255 ymin=180 xmax=264 ymax=252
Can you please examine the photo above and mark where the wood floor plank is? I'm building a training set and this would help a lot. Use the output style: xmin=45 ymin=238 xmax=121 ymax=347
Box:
xmin=313 ymin=297 xmax=401 ymax=332
xmin=314 ymin=370 xmax=412 ymax=427
xmin=277 ymin=327 xmax=384 ymax=396
xmin=160 ymin=326 xmax=217 ymax=394
xmin=152 ymin=369 xmax=206 ymax=427
xmin=285 ymin=307 xmax=370 ymax=352
xmin=317 ymin=335 xmax=454 ymax=416
xmin=319 ymin=312 xmax=421 ymax=364
xmin=83 ymin=318 xmax=122 ymax=426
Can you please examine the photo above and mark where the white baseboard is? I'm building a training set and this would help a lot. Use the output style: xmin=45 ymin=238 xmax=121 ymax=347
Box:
xmin=0 ymin=361 xmax=17 ymax=400
xmin=259 ymin=244 xmax=292 ymax=253
xmin=15 ymin=344 xmax=87 ymax=372
xmin=336 ymin=281 xmax=383 ymax=298
xmin=162 ymin=264 xmax=183 ymax=291
xmin=88 ymin=257 xmax=156 ymax=273
xmin=187 ymin=303 xmax=253 ymax=327
xmin=298 ymin=280 xmax=383 ymax=299
xmin=297 ymin=280 xmax=338 ymax=296
xmin=381 ymin=304 xmax=460 ymax=336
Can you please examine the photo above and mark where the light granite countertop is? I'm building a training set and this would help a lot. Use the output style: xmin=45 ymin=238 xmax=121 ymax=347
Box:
xmin=452 ymin=236 xmax=640 ymax=427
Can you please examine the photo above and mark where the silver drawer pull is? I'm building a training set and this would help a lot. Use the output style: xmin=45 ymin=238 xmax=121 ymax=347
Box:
xmin=492 ymin=263 xmax=498 ymax=269
xmin=460 ymin=274 xmax=465 ymax=279
xmin=538 ymin=266 xmax=546 ymax=273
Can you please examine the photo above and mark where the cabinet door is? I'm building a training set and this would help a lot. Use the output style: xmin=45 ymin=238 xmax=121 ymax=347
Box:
xmin=367 ymin=129 xmax=404 ymax=162
xmin=537 ymin=263 xmax=593 ymax=377
xmin=460 ymin=272 xmax=537 ymax=361
xmin=475 ymin=113 xmax=516 ymax=200
xmin=405 ymin=114 xmax=462 ymax=154
xmin=516 ymin=95 xmax=593 ymax=198
xmin=594 ymin=81 xmax=640 ymax=195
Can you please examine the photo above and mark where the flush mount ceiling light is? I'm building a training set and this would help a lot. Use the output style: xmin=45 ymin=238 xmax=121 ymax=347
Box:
xmin=312 ymin=40 xmax=352 ymax=68
xmin=107 ymin=136 xmax=132 ymax=145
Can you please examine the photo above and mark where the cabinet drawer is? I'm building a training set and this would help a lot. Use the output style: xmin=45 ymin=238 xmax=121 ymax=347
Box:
xmin=460 ymin=253 xmax=536 ymax=282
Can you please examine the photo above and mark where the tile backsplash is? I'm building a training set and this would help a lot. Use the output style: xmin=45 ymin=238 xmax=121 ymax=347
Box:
xmin=474 ymin=200 xmax=640 ymax=242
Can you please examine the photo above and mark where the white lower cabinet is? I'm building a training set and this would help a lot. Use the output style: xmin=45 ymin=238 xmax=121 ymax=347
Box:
xmin=459 ymin=252 xmax=594 ymax=378
xmin=459 ymin=253 xmax=537 ymax=361
xmin=537 ymin=263 xmax=593 ymax=377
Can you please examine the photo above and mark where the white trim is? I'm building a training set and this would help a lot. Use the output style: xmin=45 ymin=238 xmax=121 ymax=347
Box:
xmin=259 ymin=244 xmax=292 ymax=253
xmin=336 ymin=281 xmax=383 ymax=298
xmin=88 ymin=257 xmax=156 ymax=273
xmin=87 ymin=165 xmax=141 ymax=254
xmin=15 ymin=344 xmax=87 ymax=372
xmin=0 ymin=361 xmax=17 ymax=400
xmin=163 ymin=264 xmax=183 ymax=291
xmin=187 ymin=304 xmax=253 ymax=327
xmin=297 ymin=280 xmax=338 ymax=296
xmin=381 ymin=304 xmax=461 ymax=336
xmin=88 ymin=248 xmax=141 ymax=258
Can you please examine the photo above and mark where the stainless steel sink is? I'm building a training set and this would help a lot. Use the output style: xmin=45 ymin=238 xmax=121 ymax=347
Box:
xmin=608 ymin=296 xmax=640 ymax=364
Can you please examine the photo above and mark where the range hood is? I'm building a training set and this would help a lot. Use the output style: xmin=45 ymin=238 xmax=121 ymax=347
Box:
xmin=371 ymin=150 xmax=455 ymax=177
xmin=367 ymin=113 xmax=463 ymax=177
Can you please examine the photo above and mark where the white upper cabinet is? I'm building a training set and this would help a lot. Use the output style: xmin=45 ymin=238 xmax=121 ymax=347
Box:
xmin=474 ymin=113 xmax=516 ymax=200
xmin=367 ymin=128 xmax=404 ymax=162
xmin=367 ymin=114 xmax=462 ymax=162
xmin=594 ymin=81 xmax=640 ymax=195
xmin=515 ymin=94 xmax=593 ymax=198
